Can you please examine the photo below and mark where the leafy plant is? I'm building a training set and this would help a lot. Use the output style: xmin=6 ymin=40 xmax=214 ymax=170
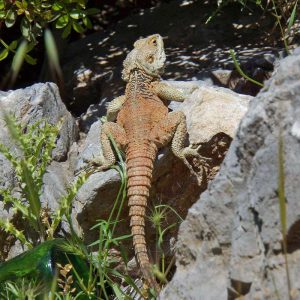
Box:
xmin=149 ymin=204 xmax=183 ymax=284
xmin=0 ymin=0 xmax=100 ymax=63
xmin=0 ymin=124 xmax=182 ymax=298
xmin=0 ymin=115 xmax=85 ymax=246
xmin=0 ymin=278 xmax=46 ymax=300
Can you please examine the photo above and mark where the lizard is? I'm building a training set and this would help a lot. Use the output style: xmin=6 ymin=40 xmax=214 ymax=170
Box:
xmin=96 ymin=34 xmax=209 ymax=292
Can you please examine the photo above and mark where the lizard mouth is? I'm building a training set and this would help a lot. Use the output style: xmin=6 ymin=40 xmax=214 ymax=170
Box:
xmin=157 ymin=65 xmax=165 ymax=74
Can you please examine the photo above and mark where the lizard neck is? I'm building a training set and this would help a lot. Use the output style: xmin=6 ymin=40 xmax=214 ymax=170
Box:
xmin=126 ymin=69 xmax=158 ymax=102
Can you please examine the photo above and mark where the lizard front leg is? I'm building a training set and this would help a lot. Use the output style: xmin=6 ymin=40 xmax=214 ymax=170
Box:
xmin=106 ymin=95 xmax=126 ymax=122
xmin=152 ymin=111 xmax=210 ymax=184
xmin=151 ymin=82 xmax=185 ymax=102
xmin=152 ymin=81 xmax=198 ymax=103
xmin=93 ymin=122 xmax=128 ymax=171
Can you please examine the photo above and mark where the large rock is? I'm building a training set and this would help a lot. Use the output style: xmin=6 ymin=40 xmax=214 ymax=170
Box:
xmin=160 ymin=50 xmax=300 ymax=299
xmin=0 ymin=83 xmax=78 ymax=162
xmin=0 ymin=83 xmax=78 ymax=259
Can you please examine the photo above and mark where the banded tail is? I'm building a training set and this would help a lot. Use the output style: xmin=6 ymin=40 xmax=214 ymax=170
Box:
xmin=126 ymin=140 xmax=160 ymax=291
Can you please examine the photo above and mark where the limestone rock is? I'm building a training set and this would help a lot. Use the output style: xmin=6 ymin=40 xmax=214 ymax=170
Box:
xmin=160 ymin=49 xmax=300 ymax=300
xmin=0 ymin=83 xmax=78 ymax=258
xmin=0 ymin=83 xmax=78 ymax=162
xmin=168 ymin=81 xmax=251 ymax=143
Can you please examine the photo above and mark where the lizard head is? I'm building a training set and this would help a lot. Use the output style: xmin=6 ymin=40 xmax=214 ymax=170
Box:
xmin=122 ymin=34 xmax=166 ymax=82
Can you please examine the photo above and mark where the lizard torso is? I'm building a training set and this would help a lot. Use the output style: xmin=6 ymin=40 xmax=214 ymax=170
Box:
xmin=118 ymin=71 xmax=168 ymax=141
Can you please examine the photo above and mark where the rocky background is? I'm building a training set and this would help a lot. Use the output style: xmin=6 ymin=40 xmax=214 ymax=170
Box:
xmin=0 ymin=0 xmax=300 ymax=299
xmin=160 ymin=43 xmax=300 ymax=300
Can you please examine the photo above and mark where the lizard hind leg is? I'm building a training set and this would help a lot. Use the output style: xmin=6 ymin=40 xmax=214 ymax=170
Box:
xmin=152 ymin=111 xmax=210 ymax=185
xmin=99 ymin=121 xmax=128 ymax=170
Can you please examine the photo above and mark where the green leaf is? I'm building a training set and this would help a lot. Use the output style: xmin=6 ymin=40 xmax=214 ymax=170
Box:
xmin=20 ymin=17 xmax=31 ymax=40
xmin=15 ymin=1 xmax=23 ymax=9
xmin=5 ymin=9 xmax=17 ymax=28
xmin=11 ymin=40 xmax=27 ymax=85
xmin=287 ymin=0 xmax=298 ymax=33
xmin=70 ymin=9 xmax=83 ymax=19
xmin=55 ymin=14 xmax=69 ymax=28
xmin=31 ymin=21 xmax=43 ymax=37
xmin=72 ymin=21 xmax=84 ymax=33
xmin=52 ymin=2 xmax=63 ymax=11
xmin=21 ymin=160 xmax=41 ymax=219
xmin=85 ymin=8 xmax=100 ymax=15
xmin=44 ymin=29 xmax=62 ymax=78
xmin=76 ymin=0 xmax=87 ymax=8
xmin=25 ymin=54 xmax=36 ymax=65
xmin=112 ymin=284 xmax=124 ymax=300
xmin=26 ymin=41 xmax=36 ymax=52
xmin=61 ymin=22 xmax=72 ymax=38
xmin=9 ymin=40 xmax=18 ymax=50
xmin=83 ymin=16 xmax=92 ymax=29
xmin=0 ymin=48 xmax=9 ymax=61
xmin=0 ymin=1 xmax=4 ymax=10
xmin=41 ymin=2 xmax=52 ymax=8
xmin=22 ymin=0 xmax=28 ymax=9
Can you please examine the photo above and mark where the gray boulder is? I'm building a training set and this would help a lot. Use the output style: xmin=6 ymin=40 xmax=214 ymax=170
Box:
xmin=0 ymin=83 xmax=78 ymax=258
xmin=160 ymin=50 xmax=300 ymax=299
xmin=0 ymin=82 xmax=78 ymax=162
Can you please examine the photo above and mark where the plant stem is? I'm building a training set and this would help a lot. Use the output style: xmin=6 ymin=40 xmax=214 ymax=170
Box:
xmin=278 ymin=130 xmax=292 ymax=300
xmin=230 ymin=49 xmax=264 ymax=87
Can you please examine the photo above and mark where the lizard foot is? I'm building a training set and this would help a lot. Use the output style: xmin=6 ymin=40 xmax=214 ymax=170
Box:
xmin=180 ymin=145 xmax=211 ymax=185
xmin=75 ymin=156 xmax=112 ymax=177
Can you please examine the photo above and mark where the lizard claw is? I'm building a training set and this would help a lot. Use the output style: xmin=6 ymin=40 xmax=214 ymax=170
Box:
xmin=182 ymin=145 xmax=212 ymax=168
xmin=100 ymin=116 xmax=108 ymax=124
xmin=180 ymin=145 xmax=211 ymax=185
xmin=75 ymin=155 xmax=111 ymax=177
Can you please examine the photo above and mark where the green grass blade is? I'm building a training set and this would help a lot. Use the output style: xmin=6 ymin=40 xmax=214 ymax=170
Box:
xmin=11 ymin=40 xmax=27 ymax=85
xmin=0 ymin=219 xmax=32 ymax=249
xmin=44 ymin=29 xmax=63 ymax=78
xmin=287 ymin=0 xmax=298 ymax=33
xmin=278 ymin=133 xmax=287 ymax=236
xmin=230 ymin=49 xmax=264 ymax=87
xmin=20 ymin=160 xmax=41 ymax=219
xmin=278 ymin=131 xmax=292 ymax=300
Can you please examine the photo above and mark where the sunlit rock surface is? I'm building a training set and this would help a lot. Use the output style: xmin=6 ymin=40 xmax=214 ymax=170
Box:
xmin=160 ymin=49 xmax=300 ymax=300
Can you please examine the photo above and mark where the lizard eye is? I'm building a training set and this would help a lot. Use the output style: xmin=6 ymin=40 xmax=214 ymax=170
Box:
xmin=147 ymin=55 xmax=154 ymax=63
xmin=149 ymin=38 xmax=157 ymax=46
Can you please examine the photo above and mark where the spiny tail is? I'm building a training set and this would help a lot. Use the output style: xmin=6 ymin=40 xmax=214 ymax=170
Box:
xmin=126 ymin=141 xmax=160 ymax=291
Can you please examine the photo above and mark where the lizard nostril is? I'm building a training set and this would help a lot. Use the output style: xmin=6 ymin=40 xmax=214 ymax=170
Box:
xmin=147 ymin=55 xmax=154 ymax=63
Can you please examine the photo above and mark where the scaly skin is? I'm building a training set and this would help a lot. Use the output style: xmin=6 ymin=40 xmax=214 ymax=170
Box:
xmin=98 ymin=34 xmax=208 ymax=292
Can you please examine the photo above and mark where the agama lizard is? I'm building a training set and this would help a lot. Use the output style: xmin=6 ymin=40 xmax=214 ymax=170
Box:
xmin=97 ymin=34 xmax=208 ymax=292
